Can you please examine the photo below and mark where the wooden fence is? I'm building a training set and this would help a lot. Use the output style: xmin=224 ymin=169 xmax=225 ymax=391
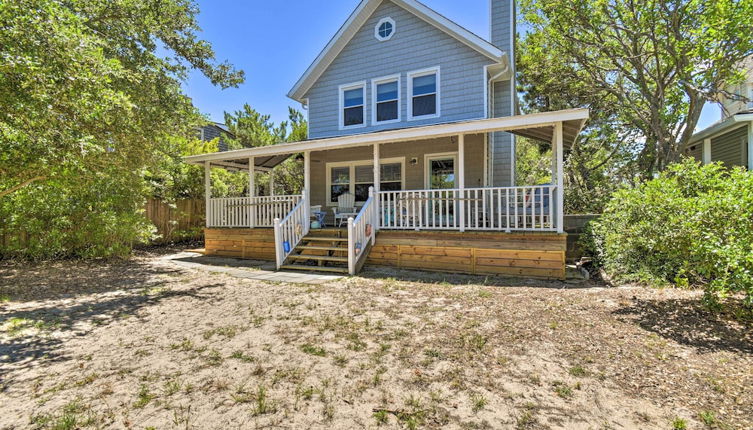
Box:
xmin=145 ymin=198 xmax=205 ymax=244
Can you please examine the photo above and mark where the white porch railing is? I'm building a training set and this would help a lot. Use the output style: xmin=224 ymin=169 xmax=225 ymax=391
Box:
xmin=377 ymin=185 xmax=556 ymax=232
xmin=207 ymin=195 xmax=302 ymax=228
xmin=273 ymin=194 xmax=309 ymax=269
xmin=348 ymin=187 xmax=378 ymax=274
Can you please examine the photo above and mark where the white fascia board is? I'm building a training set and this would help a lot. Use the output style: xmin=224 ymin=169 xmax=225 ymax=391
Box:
xmin=287 ymin=0 xmax=505 ymax=103
xmin=185 ymin=109 xmax=590 ymax=165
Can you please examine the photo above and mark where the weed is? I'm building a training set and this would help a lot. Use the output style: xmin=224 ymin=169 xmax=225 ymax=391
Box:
xmin=569 ymin=365 xmax=587 ymax=377
xmin=373 ymin=410 xmax=389 ymax=425
xmin=552 ymin=381 xmax=573 ymax=399
xmin=672 ymin=417 xmax=687 ymax=430
xmin=204 ymin=349 xmax=224 ymax=366
xmin=202 ymin=325 xmax=238 ymax=340
xmin=424 ymin=349 xmax=443 ymax=359
xmin=301 ymin=344 xmax=326 ymax=357
xmin=134 ymin=384 xmax=155 ymax=408
xmin=470 ymin=392 xmax=487 ymax=413
xmin=230 ymin=350 xmax=256 ymax=363
xmin=75 ymin=373 xmax=98 ymax=387
xmin=346 ymin=333 xmax=367 ymax=351
xmin=478 ymin=290 xmax=493 ymax=298
xmin=252 ymin=385 xmax=273 ymax=416
xmin=333 ymin=354 xmax=348 ymax=367
xmin=698 ymin=411 xmax=716 ymax=427
xmin=164 ymin=379 xmax=182 ymax=396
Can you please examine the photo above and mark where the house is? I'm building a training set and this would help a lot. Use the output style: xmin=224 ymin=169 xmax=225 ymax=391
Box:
xmin=688 ymin=58 xmax=753 ymax=169
xmin=184 ymin=0 xmax=589 ymax=278
xmin=199 ymin=122 xmax=234 ymax=152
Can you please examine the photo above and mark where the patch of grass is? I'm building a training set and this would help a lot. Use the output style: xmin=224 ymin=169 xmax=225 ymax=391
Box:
xmin=2 ymin=317 xmax=56 ymax=337
xmin=301 ymin=344 xmax=326 ymax=357
xmin=204 ymin=349 xmax=224 ymax=366
xmin=229 ymin=350 xmax=256 ymax=363
xmin=134 ymin=384 xmax=155 ymax=408
xmin=252 ymin=385 xmax=274 ymax=416
xmin=346 ymin=333 xmax=367 ymax=351
xmin=164 ymin=379 xmax=182 ymax=396
xmin=424 ymin=349 xmax=443 ymax=359
xmin=470 ymin=392 xmax=487 ymax=413
xmin=478 ymin=290 xmax=493 ymax=298
xmin=698 ymin=411 xmax=716 ymax=427
xmin=75 ymin=373 xmax=98 ymax=387
xmin=569 ymin=365 xmax=587 ymax=377
xmin=552 ymin=381 xmax=573 ymax=399
xmin=373 ymin=410 xmax=389 ymax=425
xmin=202 ymin=325 xmax=239 ymax=340
xmin=0 ymin=294 xmax=10 ymax=303
xmin=333 ymin=354 xmax=348 ymax=367
xmin=672 ymin=417 xmax=687 ymax=430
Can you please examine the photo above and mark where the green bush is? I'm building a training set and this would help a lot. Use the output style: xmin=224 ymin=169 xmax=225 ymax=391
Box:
xmin=590 ymin=159 xmax=753 ymax=308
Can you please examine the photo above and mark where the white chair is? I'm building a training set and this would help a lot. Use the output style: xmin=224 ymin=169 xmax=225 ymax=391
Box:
xmin=332 ymin=193 xmax=357 ymax=227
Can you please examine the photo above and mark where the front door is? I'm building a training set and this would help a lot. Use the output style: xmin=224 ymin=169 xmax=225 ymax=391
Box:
xmin=425 ymin=154 xmax=457 ymax=226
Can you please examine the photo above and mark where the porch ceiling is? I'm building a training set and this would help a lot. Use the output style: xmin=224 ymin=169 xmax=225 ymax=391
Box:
xmin=184 ymin=108 xmax=589 ymax=167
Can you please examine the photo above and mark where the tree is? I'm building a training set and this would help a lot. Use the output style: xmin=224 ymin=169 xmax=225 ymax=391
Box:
xmin=520 ymin=0 xmax=753 ymax=177
xmin=224 ymin=104 xmax=287 ymax=148
xmin=0 ymin=0 xmax=244 ymax=198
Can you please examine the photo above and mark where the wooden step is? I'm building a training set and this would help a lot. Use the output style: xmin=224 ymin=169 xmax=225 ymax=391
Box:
xmin=280 ymin=264 xmax=348 ymax=274
xmin=295 ymin=245 xmax=347 ymax=252
xmin=303 ymin=237 xmax=348 ymax=242
xmin=288 ymin=254 xmax=348 ymax=263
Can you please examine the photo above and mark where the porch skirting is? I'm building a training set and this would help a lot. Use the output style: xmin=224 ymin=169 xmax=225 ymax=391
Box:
xmin=204 ymin=228 xmax=276 ymax=261
xmin=367 ymin=231 xmax=567 ymax=279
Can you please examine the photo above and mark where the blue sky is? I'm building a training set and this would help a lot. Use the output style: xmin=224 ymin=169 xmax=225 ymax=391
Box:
xmin=183 ymin=0 xmax=720 ymax=131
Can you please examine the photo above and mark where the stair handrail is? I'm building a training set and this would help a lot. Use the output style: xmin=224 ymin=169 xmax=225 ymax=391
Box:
xmin=348 ymin=187 xmax=377 ymax=275
xmin=273 ymin=192 xmax=309 ymax=269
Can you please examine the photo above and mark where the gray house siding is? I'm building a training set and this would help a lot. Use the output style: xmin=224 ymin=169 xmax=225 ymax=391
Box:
xmin=305 ymin=0 xmax=495 ymax=139
xmin=685 ymin=141 xmax=703 ymax=162
xmin=490 ymin=0 xmax=516 ymax=187
xmin=711 ymin=125 xmax=749 ymax=169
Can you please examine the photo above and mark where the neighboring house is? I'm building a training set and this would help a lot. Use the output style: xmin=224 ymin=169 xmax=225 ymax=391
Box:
xmin=184 ymin=0 xmax=589 ymax=278
xmin=688 ymin=58 xmax=753 ymax=170
xmin=199 ymin=122 xmax=234 ymax=152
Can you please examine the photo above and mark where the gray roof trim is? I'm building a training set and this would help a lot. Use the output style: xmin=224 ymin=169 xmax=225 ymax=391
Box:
xmin=287 ymin=0 xmax=505 ymax=103
xmin=690 ymin=111 xmax=753 ymax=144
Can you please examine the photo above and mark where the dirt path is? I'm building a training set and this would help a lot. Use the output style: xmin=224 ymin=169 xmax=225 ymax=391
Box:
xmin=1 ymin=249 xmax=751 ymax=429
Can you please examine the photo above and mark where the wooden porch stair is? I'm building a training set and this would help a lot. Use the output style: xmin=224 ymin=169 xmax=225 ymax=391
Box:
xmin=280 ymin=229 xmax=352 ymax=274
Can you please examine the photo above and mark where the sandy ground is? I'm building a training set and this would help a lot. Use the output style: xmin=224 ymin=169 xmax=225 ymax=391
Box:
xmin=1 ymin=248 xmax=751 ymax=430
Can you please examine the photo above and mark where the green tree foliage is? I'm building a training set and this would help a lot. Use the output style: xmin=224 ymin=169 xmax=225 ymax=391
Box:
xmin=224 ymin=104 xmax=287 ymax=149
xmin=519 ymin=0 xmax=753 ymax=178
xmin=590 ymin=159 xmax=753 ymax=309
xmin=0 ymin=0 xmax=243 ymax=258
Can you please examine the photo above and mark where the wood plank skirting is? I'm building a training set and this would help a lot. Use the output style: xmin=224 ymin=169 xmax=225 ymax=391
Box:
xmin=204 ymin=228 xmax=276 ymax=261
xmin=366 ymin=231 xmax=567 ymax=279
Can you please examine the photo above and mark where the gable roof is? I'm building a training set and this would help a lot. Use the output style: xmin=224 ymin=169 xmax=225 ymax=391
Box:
xmin=287 ymin=0 xmax=506 ymax=103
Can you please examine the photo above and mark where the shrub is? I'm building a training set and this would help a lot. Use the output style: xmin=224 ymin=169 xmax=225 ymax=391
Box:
xmin=590 ymin=159 xmax=753 ymax=308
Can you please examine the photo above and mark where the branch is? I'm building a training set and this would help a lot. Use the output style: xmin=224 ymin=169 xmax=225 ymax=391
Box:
xmin=0 ymin=176 xmax=47 ymax=199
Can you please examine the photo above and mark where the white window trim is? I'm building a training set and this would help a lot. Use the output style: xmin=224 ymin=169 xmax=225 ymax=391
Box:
xmin=326 ymin=157 xmax=405 ymax=206
xmin=371 ymin=74 xmax=401 ymax=125
xmin=407 ymin=66 xmax=441 ymax=121
xmin=338 ymin=81 xmax=367 ymax=131
xmin=375 ymin=17 xmax=396 ymax=41
xmin=424 ymin=152 xmax=458 ymax=189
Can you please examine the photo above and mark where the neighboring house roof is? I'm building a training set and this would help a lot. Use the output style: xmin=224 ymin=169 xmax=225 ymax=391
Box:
xmin=287 ymin=0 xmax=507 ymax=103
xmin=212 ymin=122 xmax=232 ymax=135
xmin=690 ymin=110 xmax=753 ymax=144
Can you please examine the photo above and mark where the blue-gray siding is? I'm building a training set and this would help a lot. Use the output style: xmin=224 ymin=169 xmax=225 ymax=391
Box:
xmin=490 ymin=0 xmax=515 ymax=187
xmin=305 ymin=0 xmax=496 ymax=139
xmin=711 ymin=124 xmax=749 ymax=169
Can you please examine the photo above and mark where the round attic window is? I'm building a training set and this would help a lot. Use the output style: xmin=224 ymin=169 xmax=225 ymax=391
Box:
xmin=375 ymin=17 xmax=395 ymax=41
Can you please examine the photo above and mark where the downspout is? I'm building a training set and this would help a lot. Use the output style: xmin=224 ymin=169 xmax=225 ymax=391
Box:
xmin=487 ymin=62 xmax=510 ymax=187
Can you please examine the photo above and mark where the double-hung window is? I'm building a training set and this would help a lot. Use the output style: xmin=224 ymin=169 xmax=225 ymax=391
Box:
xmin=340 ymin=82 xmax=366 ymax=129
xmin=408 ymin=67 xmax=440 ymax=120
xmin=327 ymin=159 xmax=404 ymax=204
xmin=372 ymin=75 xmax=400 ymax=124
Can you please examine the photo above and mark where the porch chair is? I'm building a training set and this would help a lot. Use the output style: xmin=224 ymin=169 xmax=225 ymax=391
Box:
xmin=332 ymin=193 xmax=358 ymax=227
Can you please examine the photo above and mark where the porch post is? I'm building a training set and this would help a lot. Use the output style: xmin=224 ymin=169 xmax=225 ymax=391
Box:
xmin=248 ymin=157 xmax=255 ymax=228
xmin=204 ymin=161 xmax=211 ymax=227
xmin=304 ymin=151 xmax=311 ymax=224
xmin=373 ymin=143 xmax=380 ymax=231
xmin=747 ymin=122 xmax=753 ymax=170
xmin=554 ymin=122 xmax=565 ymax=233
xmin=269 ymin=171 xmax=275 ymax=196
xmin=703 ymin=138 xmax=711 ymax=165
xmin=458 ymin=134 xmax=465 ymax=232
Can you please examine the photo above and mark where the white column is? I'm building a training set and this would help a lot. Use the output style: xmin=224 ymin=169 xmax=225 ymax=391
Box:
xmin=703 ymin=138 xmax=711 ymax=165
xmin=204 ymin=162 xmax=211 ymax=227
xmin=554 ymin=122 xmax=565 ymax=233
xmin=373 ymin=144 xmax=380 ymax=231
xmin=748 ymin=122 xmax=753 ymax=170
xmin=458 ymin=134 xmax=465 ymax=232
xmin=304 ymin=151 xmax=311 ymax=223
xmin=248 ymin=157 xmax=255 ymax=228
xmin=269 ymin=171 xmax=275 ymax=196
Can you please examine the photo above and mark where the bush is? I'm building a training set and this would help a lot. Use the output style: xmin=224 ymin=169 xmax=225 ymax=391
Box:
xmin=590 ymin=159 xmax=753 ymax=308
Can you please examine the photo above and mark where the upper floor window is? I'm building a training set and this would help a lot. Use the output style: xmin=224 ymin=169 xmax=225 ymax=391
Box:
xmin=408 ymin=67 xmax=440 ymax=120
xmin=375 ymin=17 xmax=395 ymax=41
xmin=372 ymin=75 xmax=400 ymax=124
xmin=339 ymin=82 xmax=366 ymax=129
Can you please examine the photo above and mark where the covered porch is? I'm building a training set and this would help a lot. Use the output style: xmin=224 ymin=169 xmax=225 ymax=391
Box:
xmin=185 ymin=108 xmax=589 ymax=277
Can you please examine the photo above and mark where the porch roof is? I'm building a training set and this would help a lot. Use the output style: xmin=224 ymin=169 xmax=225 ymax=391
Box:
xmin=184 ymin=108 xmax=589 ymax=168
